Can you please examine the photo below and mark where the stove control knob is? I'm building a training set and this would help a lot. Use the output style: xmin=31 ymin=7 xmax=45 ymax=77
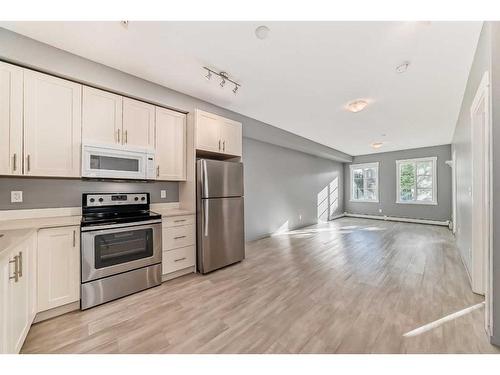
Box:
xmin=98 ymin=198 xmax=104 ymax=203
xmin=89 ymin=198 xmax=95 ymax=203
xmin=141 ymin=197 xmax=146 ymax=201
xmin=134 ymin=197 xmax=139 ymax=201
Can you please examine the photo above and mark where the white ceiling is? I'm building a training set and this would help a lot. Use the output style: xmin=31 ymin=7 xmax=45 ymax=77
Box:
xmin=0 ymin=21 xmax=482 ymax=155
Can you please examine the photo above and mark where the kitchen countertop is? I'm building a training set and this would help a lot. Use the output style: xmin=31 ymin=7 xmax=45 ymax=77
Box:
xmin=0 ymin=228 xmax=36 ymax=257
xmin=151 ymin=208 xmax=196 ymax=217
xmin=0 ymin=215 xmax=82 ymax=232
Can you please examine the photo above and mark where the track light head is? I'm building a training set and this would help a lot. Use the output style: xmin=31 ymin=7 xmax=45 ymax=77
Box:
xmin=220 ymin=78 xmax=226 ymax=88
xmin=233 ymin=85 xmax=239 ymax=94
xmin=205 ymin=70 xmax=212 ymax=80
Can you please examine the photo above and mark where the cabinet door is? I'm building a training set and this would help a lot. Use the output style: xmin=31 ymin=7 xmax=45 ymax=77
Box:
xmin=220 ymin=119 xmax=242 ymax=156
xmin=37 ymin=226 xmax=80 ymax=312
xmin=123 ymin=97 xmax=155 ymax=149
xmin=195 ymin=110 xmax=222 ymax=153
xmin=156 ymin=107 xmax=186 ymax=180
xmin=24 ymin=71 xmax=82 ymax=177
xmin=0 ymin=61 xmax=23 ymax=176
xmin=8 ymin=238 xmax=32 ymax=353
xmin=82 ymin=86 xmax=122 ymax=144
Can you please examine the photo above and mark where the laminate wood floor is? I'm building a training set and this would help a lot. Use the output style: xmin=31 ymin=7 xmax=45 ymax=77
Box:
xmin=21 ymin=218 xmax=500 ymax=354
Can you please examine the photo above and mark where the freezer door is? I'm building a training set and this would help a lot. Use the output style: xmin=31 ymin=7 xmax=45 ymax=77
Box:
xmin=197 ymin=159 xmax=243 ymax=198
xmin=198 ymin=197 xmax=245 ymax=273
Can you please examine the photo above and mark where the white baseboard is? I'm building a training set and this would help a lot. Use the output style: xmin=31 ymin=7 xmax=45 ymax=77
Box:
xmin=344 ymin=212 xmax=450 ymax=227
xmin=329 ymin=213 xmax=346 ymax=220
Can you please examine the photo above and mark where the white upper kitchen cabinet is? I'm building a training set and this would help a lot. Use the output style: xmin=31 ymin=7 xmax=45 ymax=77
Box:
xmin=0 ymin=61 xmax=23 ymax=176
xmin=37 ymin=226 xmax=80 ymax=312
xmin=220 ymin=119 xmax=242 ymax=156
xmin=123 ymin=97 xmax=155 ymax=149
xmin=82 ymin=86 xmax=123 ymax=145
xmin=195 ymin=109 xmax=242 ymax=157
xmin=23 ymin=70 xmax=82 ymax=177
xmin=155 ymin=107 xmax=186 ymax=180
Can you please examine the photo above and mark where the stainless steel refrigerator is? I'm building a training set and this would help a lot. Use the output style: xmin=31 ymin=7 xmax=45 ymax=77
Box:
xmin=196 ymin=159 xmax=245 ymax=274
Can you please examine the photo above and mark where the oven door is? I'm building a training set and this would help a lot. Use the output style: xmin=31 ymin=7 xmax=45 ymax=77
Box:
xmin=82 ymin=144 xmax=148 ymax=180
xmin=81 ymin=222 xmax=162 ymax=283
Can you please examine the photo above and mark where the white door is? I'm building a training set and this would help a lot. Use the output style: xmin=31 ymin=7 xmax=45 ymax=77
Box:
xmin=220 ymin=119 xmax=242 ymax=156
xmin=8 ymin=238 xmax=33 ymax=353
xmin=122 ymin=97 xmax=155 ymax=149
xmin=24 ymin=70 xmax=82 ymax=177
xmin=82 ymin=86 xmax=122 ymax=144
xmin=470 ymin=71 xmax=492 ymax=335
xmin=0 ymin=61 xmax=23 ymax=175
xmin=37 ymin=226 xmax=80 ymax=312
xmin=196 ymin=110 xmax=222 ymax=153
xmin=155 ymin=107 xmax=186 ymax=180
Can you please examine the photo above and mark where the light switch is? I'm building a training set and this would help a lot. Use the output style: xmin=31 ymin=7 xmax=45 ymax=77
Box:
xmin=160 ymin=190 xmax=167 ymax=199
xmin=11 ymin=191 xmax=23 ymax=203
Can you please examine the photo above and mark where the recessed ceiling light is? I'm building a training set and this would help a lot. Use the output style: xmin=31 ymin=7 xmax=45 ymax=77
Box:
xmin=255 ymin=25 xmax=270 ymax=40
xmin=371 ymin=142 xmax=383 ymax=149
xmin=346 ymin=99 xmax=368 ymax=113
xmin=120 ymin=21 xmax=129 ymax=28
xmin=396 ymin=61 xmax=410 ymax=73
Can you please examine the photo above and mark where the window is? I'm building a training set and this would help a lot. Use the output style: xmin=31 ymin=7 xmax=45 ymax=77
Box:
xmin=396 ymin=157 xmax=437 ymax=205
xmin=350 ymin=162 xmax=379 ymax=202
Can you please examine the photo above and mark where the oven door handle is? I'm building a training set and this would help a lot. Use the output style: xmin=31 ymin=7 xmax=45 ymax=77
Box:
xmin=81 ymin=219 xmax=162 ymax=232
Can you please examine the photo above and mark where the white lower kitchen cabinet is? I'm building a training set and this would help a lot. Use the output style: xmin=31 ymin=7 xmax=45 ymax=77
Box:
xmin=0 ymin=231 xmax=36 ymax=354
xmin=37 ymin=226 xmax=80 ymax=312
xmin=161 ymin=215 xmax=196 ymax=276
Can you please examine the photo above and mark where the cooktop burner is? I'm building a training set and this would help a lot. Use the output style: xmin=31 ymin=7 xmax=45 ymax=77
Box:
xmin=81 ymin=193 xmax=161 ymax=228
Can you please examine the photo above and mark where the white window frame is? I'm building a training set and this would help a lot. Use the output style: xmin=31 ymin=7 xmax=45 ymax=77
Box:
xmin=396 ymin=157 xmax=438 ymax=205
xmin=349 ymin=162 xmax=379 ymax=203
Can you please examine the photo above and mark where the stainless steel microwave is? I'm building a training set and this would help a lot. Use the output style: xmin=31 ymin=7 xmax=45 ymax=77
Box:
xmin=82 ymin=143 xmax=156 ymax=180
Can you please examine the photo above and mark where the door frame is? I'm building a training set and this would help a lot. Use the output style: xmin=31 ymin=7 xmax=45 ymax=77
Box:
xmin=470 ymin=71 xmax=493 ymax=335
xmin=451 ymin=148 xmax=457 ymax=234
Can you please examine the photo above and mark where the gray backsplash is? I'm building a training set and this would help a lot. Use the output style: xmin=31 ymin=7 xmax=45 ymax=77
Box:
xmin=0 ymin=177 xmax=179 ymax=210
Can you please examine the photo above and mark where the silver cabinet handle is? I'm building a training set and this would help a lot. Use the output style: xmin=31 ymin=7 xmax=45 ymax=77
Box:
xmin=174 ymin=219 xmax=186 ymax=223
xmin=156 ymin=165 xmax=160 ymax=177
xmin=218 ymin=139 xmax=221 ymax=151
xmin=9 ymin=256 xmax=19 ymax=282
xmin=117 ymin=128 xmax=121 ymax=143
xmin=174 ymin=257 xmax=186 ymax=262
xmin=12 ymin=153 xmax=17 ymax=172
xmin=26 ymin=154 xmax=30 ymax=172
xmin=73 ymin=230 xmax=76 ymax=247
xmin=174 ymin=235 xmax=186 ymax=240
xmin=125 ymin=130 xmax=128 ymax=144
xmin=223 ymin=140 xmax=226 ymax=152
xmin=18 ymin=251 xmax=23 ymax=278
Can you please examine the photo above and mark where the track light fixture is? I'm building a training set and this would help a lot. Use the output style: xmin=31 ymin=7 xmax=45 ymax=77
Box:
xmin=203 ymin=67 xmax=241 ymax=94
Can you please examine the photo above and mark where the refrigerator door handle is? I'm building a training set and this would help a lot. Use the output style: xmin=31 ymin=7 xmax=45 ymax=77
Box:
xmin=204 ymin=199 xmax=209 ymax=237
xmin=202 ymin=159 xmax=209 ymax=198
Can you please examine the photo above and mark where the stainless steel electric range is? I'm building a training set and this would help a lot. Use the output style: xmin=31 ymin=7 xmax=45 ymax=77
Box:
xmin=80 ymin=193 xmax=162 ymax=310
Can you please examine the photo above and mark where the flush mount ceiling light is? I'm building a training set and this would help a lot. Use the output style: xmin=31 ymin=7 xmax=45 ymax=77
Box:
xmin=346 ymin=99 xmax=368 ymax=113
xmin=396 ymin=61 xmax=410 ymax=73
xmin=120 ymin=21 xmax=129 ymax=28
xmin=371 ymin=142 xmax=384 ymax=149
xmin=203 ymin=67 xmax=241 ymax=94
xmin=255 ymin=25 xmax=270 ymax=40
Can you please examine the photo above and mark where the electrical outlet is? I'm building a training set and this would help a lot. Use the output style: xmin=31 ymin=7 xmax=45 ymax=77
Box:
xmin=160 ymin=190 xmax=167 ymax=199
xmin=11 ymin=191 xmax=23 ymax=203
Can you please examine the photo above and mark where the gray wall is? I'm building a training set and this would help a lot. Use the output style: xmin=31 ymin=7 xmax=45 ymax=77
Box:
xmin=0 ymin=178 xmax=178 ymax=210
xmin=343 ymin=144 xmax=452 ymax=221
xmin=243 ymin=138 xmax=343 ymax=241
xmin=452 ymin=23 xmax=492 ymax=278
xmin=0 ymin=27 xmax=349 ymax=242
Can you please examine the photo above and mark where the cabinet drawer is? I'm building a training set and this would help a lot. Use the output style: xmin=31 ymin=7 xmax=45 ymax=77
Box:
xmin=162 ymin=215 xmax=195 ymax=228
xmin=162 ymin=224 xmax=195 ymax=251
xmin=162 ymin=246 xmax=195 ymax=275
